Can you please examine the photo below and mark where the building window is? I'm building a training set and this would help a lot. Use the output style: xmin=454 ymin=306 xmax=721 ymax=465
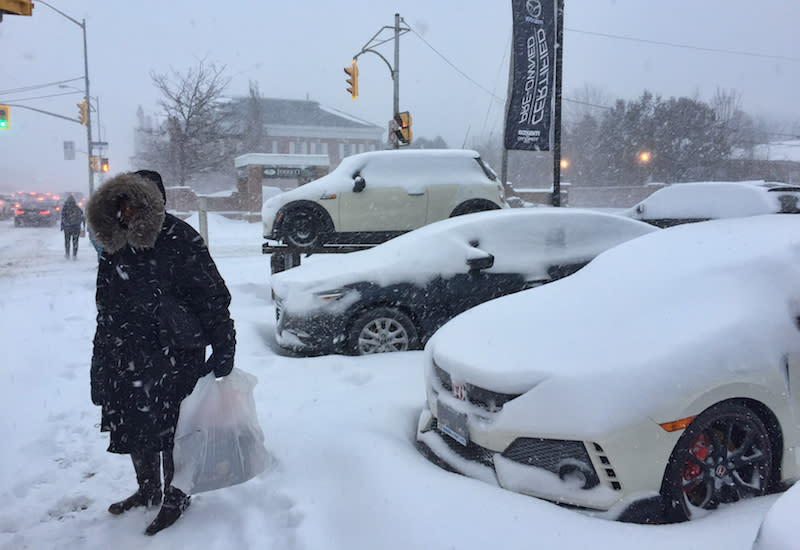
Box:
xmin=271 ymin=141 xmax=278 ymax=154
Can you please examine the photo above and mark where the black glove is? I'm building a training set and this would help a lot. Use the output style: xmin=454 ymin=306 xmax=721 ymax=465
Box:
xmin=91 ymin=382 xmax=105 ymax=406
xmin=205 ymin=352 xmax=234 ymax=378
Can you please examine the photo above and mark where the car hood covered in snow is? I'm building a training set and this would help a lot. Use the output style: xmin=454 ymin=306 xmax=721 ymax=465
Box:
xmin=428 ymin=215 xmax=800 ymax=436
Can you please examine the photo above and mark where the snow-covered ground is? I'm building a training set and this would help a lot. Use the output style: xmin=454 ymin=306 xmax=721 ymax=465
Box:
xmin=0 ymin=212 xmax=785 ymax=549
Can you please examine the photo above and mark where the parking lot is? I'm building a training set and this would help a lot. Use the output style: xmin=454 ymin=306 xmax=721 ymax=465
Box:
xmin=0 ymin=213 xmax=780 ymax=550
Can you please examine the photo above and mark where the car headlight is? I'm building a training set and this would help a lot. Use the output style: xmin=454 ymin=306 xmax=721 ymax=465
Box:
xmin=314 ymin=288 xmax=351 ymax=302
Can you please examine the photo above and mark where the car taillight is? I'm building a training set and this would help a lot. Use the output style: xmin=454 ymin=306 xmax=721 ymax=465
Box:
xmin=14 ymin=209 xmax=23 ymax=215
xmin=40 ymin=210 xmax=51 ymax=215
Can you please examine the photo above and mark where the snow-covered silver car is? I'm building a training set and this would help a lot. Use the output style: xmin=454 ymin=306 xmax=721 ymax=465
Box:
xmin=262 ymin=149 xmax=507 ymax=248
xmin=417 ymin=214 xmax=800 ymax=523
xmin=623 ymin=181 xmax=800 ymax=228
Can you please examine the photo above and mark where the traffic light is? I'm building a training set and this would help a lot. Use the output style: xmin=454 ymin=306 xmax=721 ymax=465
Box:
xmin=394 ymin=111 xmax=412 ymax=145
xmin=90 ymin=156 xmax=99 ymax=172
xmin=0 ymin=0 xmax=34 ymax=16
xmin=0 ymin=105 xmax=8 ymax=130
xmin=344 ymin=59 xmax=358 ymax=100
xmin=77 ymin=99 xmax=88 ymax=126
xmin=100 ymin=158 xmax=109 ymax=173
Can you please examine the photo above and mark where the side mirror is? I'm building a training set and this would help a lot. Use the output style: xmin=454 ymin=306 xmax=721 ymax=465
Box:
xmin=353 ymin=175 xmax=366 ymax=193
xmin=467 ymin=254 xmax=494 ymax=272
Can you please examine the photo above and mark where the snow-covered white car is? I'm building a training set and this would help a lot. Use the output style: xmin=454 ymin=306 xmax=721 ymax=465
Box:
xmin=271 ymin=208 xmax=656 ymax=356
xmin=417 ymin=214 xmax=800 ymax=523
xmin=751 ymin=481 xmax=799 ymax=550
xmin=262 ymin=149 xmax=507 ymax=248
xmin=622 ymin=181 xmax=800 ymax=228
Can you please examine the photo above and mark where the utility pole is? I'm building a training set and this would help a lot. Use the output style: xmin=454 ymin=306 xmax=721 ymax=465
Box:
xmin=393 ymin=13 xmax=400 ymax=149
xmin=349 ymin=13 xmax=410 ymax=149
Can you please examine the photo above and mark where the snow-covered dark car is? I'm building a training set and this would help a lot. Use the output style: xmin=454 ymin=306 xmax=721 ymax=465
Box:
xmin=270 ymin=208 xmax=656 ymax=356
xmin=14 ymin=197 xmax=59 ymax=227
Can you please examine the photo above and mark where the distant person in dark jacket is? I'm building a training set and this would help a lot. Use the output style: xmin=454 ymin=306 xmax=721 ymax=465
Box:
xmin=86 ymin=170 xmax=236 ymax=536
xmin=60 ymin=195 xmax=85 ymax=259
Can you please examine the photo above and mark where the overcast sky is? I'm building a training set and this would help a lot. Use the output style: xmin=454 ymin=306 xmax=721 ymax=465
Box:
xmin=1 ymin=0 xmax=798 ymax=195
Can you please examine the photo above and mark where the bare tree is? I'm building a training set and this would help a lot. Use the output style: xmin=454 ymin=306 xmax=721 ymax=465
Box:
xmin=150 ymin=59 xmax=230 ymax=186
xmin=563 ymin=83 xmax=612 ymax=126
xmin=241 ymin=80 xmax=266 ymax=153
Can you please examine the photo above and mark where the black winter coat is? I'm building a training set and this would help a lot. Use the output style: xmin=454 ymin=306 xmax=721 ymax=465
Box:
xmin=86 ymin=173 xmax=236 ymax=454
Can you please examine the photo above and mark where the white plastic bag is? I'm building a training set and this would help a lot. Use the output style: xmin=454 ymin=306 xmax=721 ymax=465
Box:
xmin=172 ymin=368 xmax=269 ymax=494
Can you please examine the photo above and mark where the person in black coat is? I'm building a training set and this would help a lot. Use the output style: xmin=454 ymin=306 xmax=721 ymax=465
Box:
xmin=60 ymin=195 xmax=85 ymax=259
xmin=86 ymin=170 xmax=236 ymax=536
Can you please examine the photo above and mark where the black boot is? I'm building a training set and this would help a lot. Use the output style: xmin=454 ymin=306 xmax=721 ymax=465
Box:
xmin=108 ymin=453 xmax=162 ymax=515
xmin=145 ymin=486 xmax=190 ymax=536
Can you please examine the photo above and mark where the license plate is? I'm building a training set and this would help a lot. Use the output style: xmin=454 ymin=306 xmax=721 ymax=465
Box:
xmin=437 ymin=400 xmax=468 ymax=446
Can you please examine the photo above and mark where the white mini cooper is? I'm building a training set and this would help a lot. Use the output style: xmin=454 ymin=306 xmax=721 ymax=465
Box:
xmin=262 ymin=149 xmax=507 ymax=248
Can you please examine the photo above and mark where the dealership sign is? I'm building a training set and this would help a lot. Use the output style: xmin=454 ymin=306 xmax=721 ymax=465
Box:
xmin=504 ymin=0 xmax=557 ymax=151
xmin=262 ymin=166 xmax=317 ymax=179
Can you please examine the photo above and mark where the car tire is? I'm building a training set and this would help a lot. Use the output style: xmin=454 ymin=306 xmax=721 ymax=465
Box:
xmin=660 ymin=400 xmax=776 ymax=522
xmin=449 ymin=199 xmax=501 ymax=217
xmin=281 ymin=206 xmax=327 ymax=248
xmin=348 ymin=307 xmax=420 ymax=355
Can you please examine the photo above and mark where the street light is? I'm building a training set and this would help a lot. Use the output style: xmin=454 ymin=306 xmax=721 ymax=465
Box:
xmin=37 ymin=0 xmax=94 ymax=194
xmin=638 ymin=151 xmax=651 ymax=164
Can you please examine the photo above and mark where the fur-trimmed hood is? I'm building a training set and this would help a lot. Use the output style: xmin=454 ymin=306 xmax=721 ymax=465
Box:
xmin=86 ymin=173 xmax=166 ymax=253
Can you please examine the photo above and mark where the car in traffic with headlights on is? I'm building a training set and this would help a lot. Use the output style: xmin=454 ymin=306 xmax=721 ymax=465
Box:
xmin=14 ymin=196 xmax=59 ymax=227
xmin=417 ymin=214 xmax=800 ymax=523
xmin=270 ymin=208 xmax=656 ymax=356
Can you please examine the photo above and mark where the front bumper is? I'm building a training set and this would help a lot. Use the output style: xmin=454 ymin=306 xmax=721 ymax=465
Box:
xmin=416 ymin=404 xmax=624 ymax=514
xmin=415 ymin=366 xmax=671 ymax=520
xmin=274 ymin=302 xmax=347 ymax=355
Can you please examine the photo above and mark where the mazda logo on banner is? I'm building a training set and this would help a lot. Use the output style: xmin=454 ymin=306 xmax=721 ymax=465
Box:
xmin=505 ymin=0 xmax=557 ymax=151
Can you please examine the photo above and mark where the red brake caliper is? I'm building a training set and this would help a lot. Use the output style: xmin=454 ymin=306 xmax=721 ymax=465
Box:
xmin=683 ymin=433 xmax=710 ymax=483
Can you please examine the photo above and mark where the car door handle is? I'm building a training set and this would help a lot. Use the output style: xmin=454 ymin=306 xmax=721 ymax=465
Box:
xmin=408 ymin=192 xmax=425 ymax=196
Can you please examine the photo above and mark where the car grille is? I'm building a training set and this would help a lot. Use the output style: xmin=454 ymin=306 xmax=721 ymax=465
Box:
xmin=434 ymin=363 xmax=521 ymax=412
xmin=502 ymin=438 xmax=591 ymax=472
xmin=432 ymin=418 xmax=495 ymax=467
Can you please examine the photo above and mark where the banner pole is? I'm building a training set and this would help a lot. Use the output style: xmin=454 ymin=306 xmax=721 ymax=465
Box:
xmin=551 ymin=0 xmax=565 ymax=206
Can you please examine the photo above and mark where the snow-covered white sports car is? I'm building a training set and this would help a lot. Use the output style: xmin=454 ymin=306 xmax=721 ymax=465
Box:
xmin=417 ymin=214 xmax=800 ymax=522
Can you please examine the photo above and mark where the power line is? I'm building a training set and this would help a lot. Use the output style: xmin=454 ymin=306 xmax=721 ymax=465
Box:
xmin=0 ymin=77 xmax=83 ymax=96
xmin=0 ymin=91 xmax=80 ymax=103
xmin=566 ymin=27 xmax=800 ymax=63
xmin=407 ymin=25 xmax=504 ymax=102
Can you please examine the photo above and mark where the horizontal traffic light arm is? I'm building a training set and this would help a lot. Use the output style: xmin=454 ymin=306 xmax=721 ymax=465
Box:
xmin=0 ymin=102 xmax=84 ymax=124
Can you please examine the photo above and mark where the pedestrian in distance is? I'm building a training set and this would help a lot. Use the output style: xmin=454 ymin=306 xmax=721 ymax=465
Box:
xmin=60 ymin=195 xmax=85 ymax=259
xmin=85 ymin=169 xmax=236 ymax=536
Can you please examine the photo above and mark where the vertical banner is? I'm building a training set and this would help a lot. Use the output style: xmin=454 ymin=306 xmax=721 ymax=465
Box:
xmin=504 ymin=0 xmax=557 ymax=151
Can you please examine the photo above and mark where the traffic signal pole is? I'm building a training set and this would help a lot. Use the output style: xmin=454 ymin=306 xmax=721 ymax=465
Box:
xmin=82 ymin=17 xmax=93 ymax=194
xmin=348 ymin=13 xmax=410 ymax=148
xmin=393 ymin=13 xmax=400 ymax=149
